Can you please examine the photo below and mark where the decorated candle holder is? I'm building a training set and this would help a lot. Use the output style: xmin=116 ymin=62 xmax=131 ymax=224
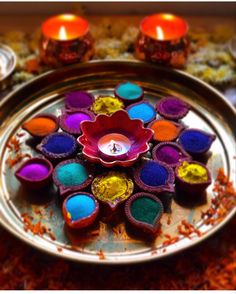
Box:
xmin=114 ymin=81 xmax=144 ymax=105
xmin=65 ymin=90 xmax=95 ymax=110
xmin=178 ymin=128 xmax=216 ymax=156
xmin=39 ymin=14 xmax=94 ymax=67
xmin=90 ymin=95 xmax=124 ymax=115
xmin=148 ymin=118 xmax=184 ymax=142
xmin=133 ymin=159 xmax=175 ymax=194
xmin=125 ymin=193 xmax=163 ymax=237
xmin=135 ymin=13 xmax=189 ymax=68
xmin=59 ymin=109 xmax=95 ymax=136
xmin=22 ymin=114 xmax=59 ymax=138
xmin=15 ymin=157 xmax=53 ymax=189
xmin=53 ymin=159 xmax=94 ymax=197
xmin=175 ymin=160 xmax=212 ymax=196
xmin=126 ymin=100 xmax=156 ymax=125
xmin=91 ymin=171 xmax=134 ymax=212
xmin=156 ymin=96 xmax=190 ymax=120
xmin=37 ymin=132 xmax=78 ymax=161
xmin=62 ymin=192 xmax=99 ymax=229
xmin=152 ymin=142 xmax=191 ymax=169
xmin=78 ymin=110 xmax=153 ymax=167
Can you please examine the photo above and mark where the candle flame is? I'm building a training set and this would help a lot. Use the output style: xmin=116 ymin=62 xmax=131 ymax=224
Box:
xmin=156 ymin=26 xmax=164 ymax=40
xmin=162 ymin=14 xmax=174 ymax=20
xmin=59 ymin=25 xmax=68 ymax=40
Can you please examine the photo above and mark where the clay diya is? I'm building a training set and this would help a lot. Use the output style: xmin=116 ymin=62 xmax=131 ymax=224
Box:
xmin=91 ymin=171 xmax=134 ymax=211
xmin=152 ymin=142 xmax=191 ymax=168
xmin=91 ymin=95 xmax=124 ymax=115
xmin=59 ymin=109 xmax=95 ymax=136
xmin=53 ymin=159 xmax=94 ymax=196
xmin=126 ymin=100 xmax=156 ymax=124
xmin=133 ymin=159 xmax=175 ymax=194
xmin=175 ymin=160 xmax=212 ymax=195
xmin=156 ymin=96 xmax=190 ymax=120
xmin=114 ymin=81 xmax=144 ymax=104
xmin=15 ymin=157 xmax=53 ymax=189
xmin=37 ymin=132 xmax=78 ymax=161
xmin=148 ymin=119 xmax=184 ymax=142
xmin=65 ymin=90 xmax=95 ymax=110
xmin=78 ymin=110 xmax=153 ymax=167
xmin=125 ymin=192 xmax=163 ymax=236
xmin=178 ymin=128 xmax=216 ymax=156
xmin=22 ymin=114 xmax=59 ymax=138
xmin=62 ymin=192 xmax=99 ymax=229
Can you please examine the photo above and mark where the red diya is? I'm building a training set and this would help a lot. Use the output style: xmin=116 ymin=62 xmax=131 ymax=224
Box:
xmin=39 ymin=14 xmax=94 ymax=67
xmin=135 ymin=13 xmax=189 ymax=68
xmin=78 ymin=110 xmax=153 ymax=167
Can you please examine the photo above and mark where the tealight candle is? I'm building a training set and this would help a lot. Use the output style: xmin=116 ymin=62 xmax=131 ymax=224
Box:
xmin=39 ymin=14 xmax=94 ymax=67
xmin=135 ymin=13 xmax=189 ymax=68
xmin=98 ymin=133 xmax=131 ymax=161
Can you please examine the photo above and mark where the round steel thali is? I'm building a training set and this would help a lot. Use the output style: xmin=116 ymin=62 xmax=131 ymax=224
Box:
xmin=0 ymin=60 xmax=235 ymax=264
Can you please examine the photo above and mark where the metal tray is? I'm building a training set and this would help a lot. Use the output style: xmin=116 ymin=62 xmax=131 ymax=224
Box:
xmin=0 ymin=60 xmax=235 ymax=264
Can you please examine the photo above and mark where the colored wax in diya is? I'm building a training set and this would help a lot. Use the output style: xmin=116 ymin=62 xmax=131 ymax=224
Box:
xmin=127 ymin=101 xmax=156 ymax=124
xmin=114 ymin=81 xmax=144 ymax=104
xmin=148 ymin=119 xmax=183 ymax=141
xmin=65 ymin=91 xmax=95 ymax=110
xmin=179 ymin=129 xmax=216 ymax=155
xmin=91 ymin=171 xmax=134 ymax=210
xmin=63 ymin=193 xmax=99 ymax=229
xmin=22 ymin=114 xmax=58 ymax=137
xmin=91 ymin=96 xmax=124 ymax=115
xmin=156 ymin=96 xmax=190 ymax=120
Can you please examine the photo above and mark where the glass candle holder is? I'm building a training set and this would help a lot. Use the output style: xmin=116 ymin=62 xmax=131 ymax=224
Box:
xmin=135 ymin=13 xmax=189 ymax=68
xmin=39 ymin=14 xmax=94 ymax=67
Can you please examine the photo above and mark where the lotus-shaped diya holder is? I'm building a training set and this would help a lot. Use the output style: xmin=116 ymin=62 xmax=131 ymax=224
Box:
xmin=78 ymin=110 xmax=154 ymax=167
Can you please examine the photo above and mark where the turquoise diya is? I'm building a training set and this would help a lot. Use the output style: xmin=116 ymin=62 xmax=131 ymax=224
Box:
xmin=126 ymin=100 xmax=156 ymax=124
xmin=63 ymin=192 xmax=99 ymax=229
xmin=53 ymin=159 xmax=94 ymax=196
xmin=125 ymin=192 xmax=163 ymax=237
xmin=15 ymin=157 xmax=53 ymax=189
xmin=65 ymin=90 xmax=95 ymax=110
xmin=114 ymin=81 xmax=144 ymax=104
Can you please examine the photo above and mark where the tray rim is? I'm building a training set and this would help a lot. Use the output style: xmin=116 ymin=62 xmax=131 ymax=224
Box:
xmin=0 ymin=59 xmax=235 ymax=265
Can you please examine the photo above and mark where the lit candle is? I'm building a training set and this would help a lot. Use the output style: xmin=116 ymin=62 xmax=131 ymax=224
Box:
xmin=98 ymin=133 xmax=131 ymax=161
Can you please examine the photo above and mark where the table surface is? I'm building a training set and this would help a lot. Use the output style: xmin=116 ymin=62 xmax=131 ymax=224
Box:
xmin=0 ymin=15 xmax=236 ymax=290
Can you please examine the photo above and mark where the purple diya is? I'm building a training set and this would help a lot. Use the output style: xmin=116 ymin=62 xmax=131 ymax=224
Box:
xmin=65 ymin=90 xmax=95 ymax=110
xmin=78 ymin=110 xmax=153 ymax=168
xmin=37 ymin=132 xmax=78 ymax=161
xmin=178 ymin=128 xmax=216 ymax=156
xmin=114 ymin=81 xmax=144 ymax=104
xmin=53 ymin=159 xmax=94 ymax=197
xmin=59 ymin=109 xmax=95 ymax=136
xmin=15 ymin=157 xmax=53 ymax=189
xmin=62 ymin=192 xmax=99 ymax=229
xmin=156 ymin=96 xmax=190 ymax=120
xmin=125 ymin=192 xmax=163 ymax=236
xmin=175 ymin=160 xmax=212 ymax=196
xmin=133 ymin=159 xmax=175 ymax=194
xmin=126 ymin=100 xmax=156 ymax=124
xmin=152 ymin=142 xmax=191 ymax=168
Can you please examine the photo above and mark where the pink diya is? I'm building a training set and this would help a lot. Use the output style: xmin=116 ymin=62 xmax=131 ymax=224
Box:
xmin=77 ymin=110 xmax=153 ymax=167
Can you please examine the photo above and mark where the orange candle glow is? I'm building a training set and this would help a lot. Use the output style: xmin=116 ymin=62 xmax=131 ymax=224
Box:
xmin=140 ymin=13 xmax=188 ymax=41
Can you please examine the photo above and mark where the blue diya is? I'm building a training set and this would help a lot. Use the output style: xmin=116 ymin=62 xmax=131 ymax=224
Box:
xmin=114 ymin=81 xmax=144 ymax=104
xmin=126 ymin=100 xmax=156 ymax=124
xmin=65 ymin=90 xmax=95 ymax=110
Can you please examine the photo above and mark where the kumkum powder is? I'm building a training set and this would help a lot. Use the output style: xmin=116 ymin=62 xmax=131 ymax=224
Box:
xmin=149 ymin=119 xmax=181 ymax=141
xmin=91 ymin=96 xmax=124 ymax=115
xmin=177 ymin=161 xmax=208 ymax=184
xmin=23 ymin=115 xmax=57 ymax=137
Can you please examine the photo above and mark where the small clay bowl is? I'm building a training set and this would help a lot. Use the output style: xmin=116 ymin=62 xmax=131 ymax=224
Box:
xmin=37 ymin=132 xmax=78 ymax=161
xmin=126 ymin=100 xmax=156 ymax=125
xmin=156 ymin=96 xmax=190 ymax=120
xmin=148 ymin=119 xmax=184 ymax=142
xmin=65 ymin=90 xmax=95 ymax=110
xmin=59 ymin=109 xmax=95 ymax=136
xmin=178 ymin=128 xmax=216 ymax=156
xmin=15 ymin=157 xmax=53 ymax=189
xmin=152 ymin=142 xmax=191 ymax=169
xmin=90 ymin=95 xmax=124 ymax=115
xmin=62 ymin=192 xmax=99 ymax=229
xmin=125 ymin=192 xmax=163 ymax=236
xmin=53 ymin=159 xmax=94 ymax=197
xmin=175 ymin=160 xmax=212 ymax=196
xmin=114 ymin=81 xmax=144 ymax=105
xmin=22 ymin=114 xmax=59 ymax=138
xmin=133 ymin=159 xmax=175 ymax=194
